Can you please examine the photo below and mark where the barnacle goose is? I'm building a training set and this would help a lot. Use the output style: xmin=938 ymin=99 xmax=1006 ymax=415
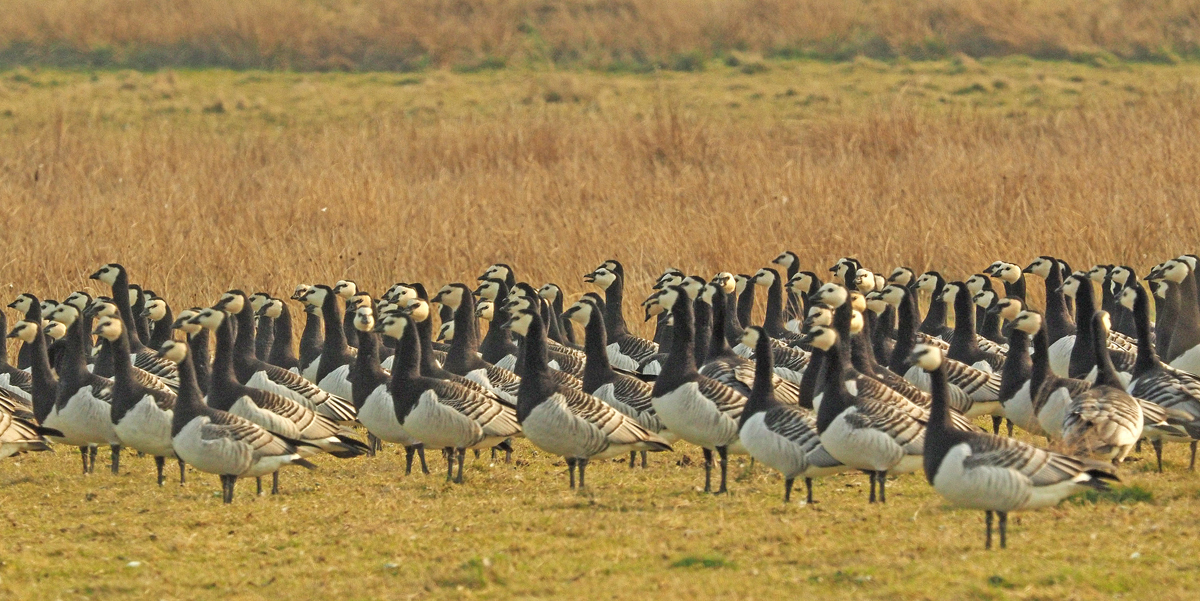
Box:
xmin=914 ymin=271 xmax=952 ymax=339
xmin=585 ymin=260 xmax=659 ymax=371
xmin=910 ymin=343 xmax=1117 ymax=549
xmin=247 ymin=292 xmax=275 ymax=361
xmin=1014 ymin=310 xmax=1090 ymax=440
xmin=888 ymin=266 xmax=917 ymax=290
xmin=751 ymin=267 xmax=805 ymax=347
xmin=505 ymin=306 xmax=669 ymax=489
xmin=260 ymin=298 xmax=301 ymax=372
xmin=432 ymin=283 xmax=522 ymax=403
xmin=375 ymin=311 xmax=521 ymax=483
xmin=8 ymin=293 xmax=45 ymax=370
xmin=0 ymin=309 xmax=33 ymax=402
xmin=1120 ymin=281 xmax=1200 ymax=470
xmin=703 ymin=282 xmax=808 ymax=397
xmin=200 ymin=294 xmax=357 ymax=424
xmin=93 ymin=316 xmax=183 ymax=485
xmin=350 ymin=306 xmax=428 ymax=472
xmin=1023 ymin=256 xmax=1077 ymax=376
xmin=141 ymin=294 xmax=175 ymax=351
xmin=1061 ymin=312 xmax=1143 ymax=463
xmin=538 ymin=282 xmax=578 ymax=347
xmin=1060 ymin=273 xmax=1135 ymax=384
xmin=785 ymin=271 xmax=822 ymax=334
xmin=172 ymin=308 xmax=211 ymax=395
xmin=939 ymin=281 xmax=1005 ymax=373
xmin=648 ymin=284 xmax=747 ymax=494
xmin=988 ymin=298 xmax=1033 ymax=436
xmin=332 ymin=280 xmax=361 ymax=349
xmin=478 ymin=263 xmax=517 ymax=290
xmin=88 ymin=264 xmax=180 ymax=387
xmin=563 ymin=295 xmax=669 ymax=468
xmin=738 ymin=326 xmax=843 ymax=503
xmin=1150 ymin=259 xmax=1200 ymax=375
xmin=985 ymin=261 xmax=1027 ymax=302
xmin=803 ymin=323 xmax=923 ymax=504
xmin=0 ymin=389 xmax=52 ymax=459
xmin=158 ymin=341 xmax=316 ymax=503
xmin=770 ymin=251 xmax=804 ymax=322
xmin=298 ymin=285 xmax=357 ymax=398
xmin=474 ymin=279 xmax=521 ymax=370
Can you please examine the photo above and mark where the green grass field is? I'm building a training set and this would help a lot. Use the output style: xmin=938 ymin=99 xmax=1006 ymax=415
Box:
xmin=2 ymin=434 xmax=1198 ymax=599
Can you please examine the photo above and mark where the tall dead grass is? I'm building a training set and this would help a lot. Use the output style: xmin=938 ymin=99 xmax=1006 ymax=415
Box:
xmin=2 ymin=0 xmax=1200 ymax=70
xmin=2 ymin=89 xmax=1199 ymax=329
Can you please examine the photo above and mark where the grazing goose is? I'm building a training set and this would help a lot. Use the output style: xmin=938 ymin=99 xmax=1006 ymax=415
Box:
xmin=261 ymin=298 xmax=301 ymax=372
xmin=44 ymin=304 xmax=122 ymax=474
xmin=375 ymin=310 xmax=521 ymax=483
xmin=93 ymin=316 xmax=183 ymax=486
xmin=1023 ymin=257 xmax=1077 ymax=376
xmin=1060 ymin=312 xmax=1144 ymax=463
xmin=299 ymin=285 xmax=357 ymax=398
xmin=910 ymin=343 xmax=1118 ymax=549
xmin=248 ymin=292 xmax=275 ymax=361
xmin=157 ymin=341 xmax=316 ymax=504
xmin=88 ymin=264 xmax=180 ymax=387
xmin=585 ymin=260 xmax=659 ymax=371
xmin=432 ymin=283 xmax=521 ymax=403
xmin=648 ymin=284 xmax=747 ymax=494
xmin=505 ymin=307 xmax=670 ymax=489
xmin=350 ymin=306 xmax=428 ymax=473
xmin=738 ymin=326 xmax=844 ymax=503
xmin=1120 ymin=281 xmax=1200 ymax=470
xmin=210 ymin=291 xmax=357 ymax=424
xmin=804 ymin=324 xmax=925 ymax=503
xmin=563 ymin=295 xmax=669 ymax=468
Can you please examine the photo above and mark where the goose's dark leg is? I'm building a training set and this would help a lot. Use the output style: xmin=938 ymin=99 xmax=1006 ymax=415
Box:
xmin=256 ymin=477 xmax=263 ymax=495
xmin=110 ymin=445 xmax=121 ymax=474
xmin=79 ymin=447 xmax=88 ymax=475
xmin=566 ymin=457 xmax=577 ymax=489
xmin=89 ymin=445 xmax=97 ymax=473
xmin=578 ymin=458 xmax=588 ymax=489
xmin=155 ymin=456 xmax=166 ymax=486
xmin=784 ymin=478 xmax=794 ymax=503
xmin=702 ymin=448 xmax=713 ymax=493
xmin=367 ymin=433 xmax=379 ymax=457
xmin=641 ymin=451 xmax=647 ymax=468
xmin=868 ymin=471 xmax=877 ymax=503
xmin=178 ymin=459 xmax=186 ymax=485
xmin=223 ymin=475 xmax=238 ymax=504
xmin=998 ymin=511 xmax=1008 ymax=549
xmin=1006 ymin=419 xmax=1014 ymax=437
xmin=444 ymin=448 xmax=454 ymax=482
xmin=417 ymin=444 xmax=429 ymax=474
xmin=716 ymin=446 xmax=729 ymax=494
xmin=991 ymin=416 xmax=1003 ymax=435
xmin=456 ymin=448 xmax=466 ymax=484
xmin=985 ymin=510 xmax=994 ymax=550
xmin=1152 ymin=439 xmax=1164 ymax=473
xmin=628 ymin=451 xmax=636 ymax=468
xmin=805 ymin=478 xmax=814 ymax=504
xmin=878 ymin=471 xmax=887 ymax=503
xmin=1191 ymin=441 xmax=1197 ymax=471
xmin=272 ymin=471 xmax=280 ymax=494
xmin=505 ymin=446 xmax=512 ymax=464
xmin=1136 ymin=439 xmax=1143 ymax=453
xmin=404 ymin=445 xmax=415 ymax=474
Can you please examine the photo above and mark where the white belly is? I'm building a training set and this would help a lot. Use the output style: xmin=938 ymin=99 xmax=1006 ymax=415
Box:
xmin=301 ymin=357 xmax=321 ymax=382
xmin=317 ymin=364 xmax=353 ymax=400
xmin=932 ymin=444 xmax=1031 ymax=512
xmin=1048 ymin=335 xmax=1074 ymax=378
xmin=1036 ymin=387 xmax=1072 ymax=440
xmin=401 ymin=390 xmax=486 ymax=450
xmin=1169 ymin=345 xmax=1200 ymax=377
xmin=738 ymin=413 xmax=808 ymax=479
xmin=55 ymin=388 xmax=120 ymax=445
xmin=1003 ymin=382 xmax=1044 ymax=436
xmin=357 ymin=385 xmax=419 ymax=445
xmin=113 ymin=396 xmax=176 ymax=457
xmin=819 ymin=409 xmax=911 ymax=473
xmin=172 ymin=418 xmax=250 ymax=475
xmin=229 ymin=396 xmax=301 ymax=439
xmin=651 ymin=382 xmax=739 ymax=449
xmin=606 ymin=343 xmax=640 ymax=371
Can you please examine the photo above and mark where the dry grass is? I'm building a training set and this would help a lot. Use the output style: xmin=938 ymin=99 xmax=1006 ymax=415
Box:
xmin=3 ymin=62 xmax=1200 ymax=598
xmin=3 ymin=0 xmax=1200 ymax=71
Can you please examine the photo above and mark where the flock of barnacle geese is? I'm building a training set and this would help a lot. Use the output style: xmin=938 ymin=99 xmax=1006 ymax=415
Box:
xmin=3 ymin=254 xmax=1200 ymax=549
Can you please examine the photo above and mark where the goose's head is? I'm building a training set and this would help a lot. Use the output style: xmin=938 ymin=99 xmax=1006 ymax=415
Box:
xmin=803 ymin=304 xmax=833 ymax=330
xmin=852 ymin=269 xmax=876 ymax=293
xmin=734 ymin=274 xmax=751 ymax=296
xmin=503 ymin=309 xmax=537 ymax=337
xmin=972 ymin=290 xmax=998 ymax=310
xmin=680 ymin=276 xmax=706 ymax=300
xmin=432 ymin=283 xmax=468 ymax=310
xmin=299 ymin=285 xmax=330 ymax=309
xmin=64 ymin=291 xmax=93 ymax=313
xmin=810 ymin=283 xmax=848 ymax=308
xmin=564 ymin=299 xmax=596 ymax=327
xmin=346 ymin=292 xmax=371 ymax=312
xmin=888 ymin=266 xmax=915 ymax=286
xmin=475 ymin=300 xmax=495 ymax=322
xmin=965 ymin=274 xmax=990 ymax=296
xmin=711 ymin=272 xmax=735 ymax=294
xmin=800 ymin=325 xmax=838 ymax=351
xmin=156 ymin=340 xmax=188 ymax=364
xmin=740 ymin=325 xmax=765 ymax=350
xmin=993 ymin=262 xmax=1022 ymax=284
xmin=374 ymin=312 xmax=410 ymax=340
xmin=437 ymin=320 xmax=455 ymax=343
xmin=654 ymin=269 xmax=685 ymax=290
xmin=43 ymin=321 xmax=67 ymax=341
xmin=290 ymin=284 xmax=311 ymax=301
xmin=214 ymin=290 xmax=247 ymax=314
xmin=353 ymin=306 xmax=375 ymax=333
xmin=1023 ymin=256 xmax=1055 ymax=279
xmin=92 ymin=316 xmax=124 ymax=341
xmin=475 ymin=279 xmax=503 ymax=301
xmin=48 ymin=304 xmax=79 ymax=327
xmin=908 ymin=344 xmax=944 ymax=372
xmin=7 ymin=293 xmax=37 ymax=314
xmin=915 ymin=272 xmax=940 ymax=294
xmin=936 ymin=281 xmax=963 ymax=305
xmin=1111 ymin=266 xmax=1134 ymax=287
xmin=1159 ymin=259 xmax=1190 ymax=284
xmin=752 ymin=267 xmax=778 ymax=288
xmin=85 ymin=297 xmax=117 ymax=320
xmin=1086 ymin=265 xmax=1111 ymax=283
xmin=585 ymin=266 xmax=617 ymax=290
xmin=143 ymin=297 xmax=168 ymax=322
xmin=771 ymin=251 xmax=798 ymax=270
xmin=89 ymin=263 xmax=123 ymax=286
xmin=877 ymin=285 xmax=906 ymax=308
xmin=537 ymin=283 xmax=561 ymax=303
xmin=173 ymin=308 xmax=202 ymax=334
xmin=1011 ymin=310 xmax=1043 ymax=335
xmin=864 ymin=291 xmax=887 ymax=315
xmin=404 ymin=298 xmax=431 ymax=323
xmin=189 ymin=308 xmax=227 ymax=331
xmin=1058 ymin=273 xmax=1086 ymax=299
xmin=333 ymin=280 xmax=358 ymax=299
xmin=1118 ymin=285 xmax=1139 ymax=311
xmin=479 ymin=263 xmax=512 ymax=283
xmin=7 ymin=320 xmax=39 ymax=343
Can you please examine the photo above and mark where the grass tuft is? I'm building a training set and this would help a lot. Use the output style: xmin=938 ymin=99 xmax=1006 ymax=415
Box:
xmin=1071 ymin=485 xmax=1155 ymax=505
xmin=670 ymin=554 xmax=733 ymax=569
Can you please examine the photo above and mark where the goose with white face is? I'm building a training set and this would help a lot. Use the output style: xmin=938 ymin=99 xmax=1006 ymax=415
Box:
xmin=475 ymin=280 xmax=502 ymax=301
xmin=299 ymin=286 xmax=328 ymax=309
xmin=333 ymin=280 xmax=358 ymax=299
xmin=810 ymin=283 xmax=848 ymax=309
xmin=291 ymin=284 xmax=311 ymax=301
xmin=1110 ymin=266 xmax=1134 ymax=287
xmin=1023 ymin=257 xmax=1054 ymax=279
xmin=7 ymin=293 xmax=37 ymax=314
xmin=92 ymin=316 xmax=123 ymax=342
xmin=214 ymin=291 xmax=246 ymax=315
xmin=965 ymin=274 xmax=990 ymax=296
xmin=1058 ymin=274 xmax=1085 ymax=299
xmin=143 ymin=298 xmax=168 ymax=322
xmin=654 ymin=271 xmax=684 ymax=291
xmin=248 ymin=292 xmax=272 ymax=313
xmin=404 ymin=298 xmax=432 ymax=323
xmin=915 ymin=272 xmax=940 ymax=294
xmin=909 ymin=344 xmax=944 ymax=372
xmin=346 ymin=293 xmax=371 ymax=312
xmin=973 ymin=290 xmax=997 ymax=310
xmin=803 ymin=305 xmax=833 ymax=330
xmin=771 ymin=251 xmax=798 ymax=271
xmin=353 ymin=306 xmax=375 ymax=333
xmin=585 ymin=267 xmax=617 ymax=290
xmin=936 ymin=282 xmax=962 ymax=306
xmin=256 ymin=298 xmax=282 ymax=320
xmin=173 ymin=308 xmax=202 ymax=334
xmin=479 ymin=264 xmax=512 ymax=283
xmin=437 ymin=320 xmax=455 ymax=342
xmin=373 ymin=313 xmax=410 ymax=341
xmin=1158 ymin=259 xmax=1190 ymax=284
xmin=993 ymin=262 xmax=1021 ymax=284
xmin=991 ymin=298 xmax=1023 ymax=321
xmin=48 ymin=304 xmax=79 ymax=327
xmin=432 ymin=284 xmax=467 ymax=310
xmin=156 ymin=340 xmax=189 ymax=365
xmin=503 ymin=311 xmax=535 ymax=337
xmin=564 ymin=300 xmax=595 ymax=327
xmin=89 ymin=263 xmax=121 ymax=286
xmin=1085 ymin=265 xmax=1110 ymax=283
xmin=877 ymin=285 xmax=907 ymax=308
xmin=475 ymin=300 xmax=495 ymax=322
xmin=888 ymin=267 xmax=914 ymax=286
xmin=537 ymin=283 xmax=561 ymax=303
xmin=1118 ymin=286 xmax=1137 ymax=311
xmin=1011 ymin=311 xmax=1043 ymax=336
xmin=853 ymin=269 xmax=876 ymax=293
xmin=188 ymin=308 xmax=228 ymax=331
xmin=64 ymin=291 xmax=92 ymax=313
xmin=7 ymin=320 xmax=38 ymax=343
xmin=43 ymin=321 xmax=67 ymax=341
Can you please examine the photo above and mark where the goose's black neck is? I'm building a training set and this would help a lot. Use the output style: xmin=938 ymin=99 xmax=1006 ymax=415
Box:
xmin=997 ymin=327 xmax=1031 ymax=402
xmin=1067 ymin=279 xmax=1098 ymax=379
xmin=255 ymin=313 xmax=274 ymax=361
xmin=1029 ymin=321 xmax=1050 ymax=395
xmin=739 ymin=329 xmax=779 ymax=428
xmin=947 ymin=284 xmax=982 ymax=364
xmin=351 ymin=326 xmax=386 ymax=410
xmin=317 ymin=292 xmax=354 ymax=380
xmin=269 ymin=303 xmax=298 ymax=370
xmin=1043 ymin=261 xmax=1076 ymax=342
xmin=25 ymin=314 xmax=58 ymax=423
xmin=888 ymin=290 xmax=920 ymax=374
xmin=107 ymin=320 xmax=144 ymax=422
xmin=603 ymin=272 xmax=631 ymax=339
xmin=919 ymin=275 xmax=949 ymax=336
xmin=445 ymin=291 xmax=488 ymax=374
xmin=299 ymin=305 xmax=324 ymax=370
xmin=736 ymin=280 xmax=755 ymax=330
xmin=707 ymin=287 xmax=734 ymax=362
xmin=112 ymin=269 xmax=145 ymax=350
xmin=723 ymin=287 xmax=744 ymax=347
xmin=1092 ymin=315 xmax=1123 ymax=388
xmin=762 ymin=272 xmax=788 ymax=337
xmin=388 ymin=320 xmax=422 ymax=384
xmin=922 ymin=361 xmax=958 ymax=485
xmin=515 ymin=311 xmax=556 ymax=422
xmin=692 ymin=297 xmax=712 ymax=370
xmin=815 ymin=337 xmax=849 ymax=434
xmin=1128 ymin=283 xmax=1159 ymax=377
xmin=188 ymin=328 xmax=211 ymax=394
xmin=170 ymin=349 xmax=207 ymax=437
xmin=580 ymin=309 xmax=617 ymax=391
xmin=130 ymin=286 xmax=152 ymax=345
